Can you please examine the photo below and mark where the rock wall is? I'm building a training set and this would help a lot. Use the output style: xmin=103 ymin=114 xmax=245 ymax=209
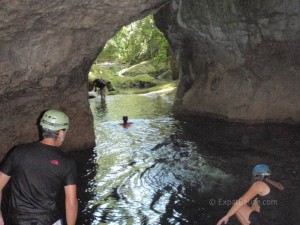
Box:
xmin=155 ymin=0 xmax=300 ymax=123
xmin=1 ymin=0 xmax=299 ymax=159
xmin=0 ymin=0 xmax=169 ymax=158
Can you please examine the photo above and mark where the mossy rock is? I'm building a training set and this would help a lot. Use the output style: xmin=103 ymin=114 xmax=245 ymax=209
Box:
xmin=118 ymin=61 xmax=168 ymax=77
xmin=157 ymin=70 xmax=172 ymax=80
xmin=116 ymin=74 xmax=157 ymax=88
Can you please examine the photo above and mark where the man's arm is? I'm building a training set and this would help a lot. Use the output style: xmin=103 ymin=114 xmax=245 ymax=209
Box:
xmin=0 ymin=172 xmax=11 ymax=225
xmin=64 ymin=185 xmax=78 ymax=225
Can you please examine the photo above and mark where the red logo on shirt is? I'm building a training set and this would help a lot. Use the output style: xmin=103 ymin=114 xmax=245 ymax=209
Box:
xmin=50 ymin=160 xmax=59 ymax=166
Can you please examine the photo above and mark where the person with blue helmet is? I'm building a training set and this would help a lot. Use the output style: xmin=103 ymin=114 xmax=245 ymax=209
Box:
xmin=252 ymin=164 xmax=271 ymax=179
xmin=217 ymin=164 xmax=284 ymax=225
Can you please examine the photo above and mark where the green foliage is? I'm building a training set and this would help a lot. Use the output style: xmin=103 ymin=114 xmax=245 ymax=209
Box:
xmin=97 ymin=15 xmax=169 ymax=65
xmin=89 ymin=15 xmax=174 ymax=95
xmin=89 ymin=65 xmax=115 ymax=82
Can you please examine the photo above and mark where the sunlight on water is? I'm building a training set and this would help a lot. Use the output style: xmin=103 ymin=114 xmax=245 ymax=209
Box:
xmin=86 ymin=94 xmax=232 ymax=225
xmin=73 ymin=93 xmax=300 ymax=225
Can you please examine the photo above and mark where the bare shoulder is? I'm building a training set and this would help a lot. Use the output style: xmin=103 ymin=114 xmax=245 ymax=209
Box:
xmin=251 ymin=181 xmax=270 ymax=195
xmin=252 ymin=180 xmax=268 ymax=188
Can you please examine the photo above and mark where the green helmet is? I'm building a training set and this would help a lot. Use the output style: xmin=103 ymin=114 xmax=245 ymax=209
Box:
xmin=40 ymin=110 xmax=69 ymax=131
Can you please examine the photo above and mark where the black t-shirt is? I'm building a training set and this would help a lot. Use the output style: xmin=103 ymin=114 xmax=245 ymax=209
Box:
xmin=0 ymin=142 xmax=77 ymax=225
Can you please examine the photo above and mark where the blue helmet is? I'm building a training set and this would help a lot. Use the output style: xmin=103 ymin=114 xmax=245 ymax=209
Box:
xmin=252 ymin=164 xmax=271 ymax=178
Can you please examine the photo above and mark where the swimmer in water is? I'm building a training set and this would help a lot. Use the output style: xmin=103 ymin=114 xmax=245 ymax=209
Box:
xmin=121 ymin=115 xmax=133 ymax=128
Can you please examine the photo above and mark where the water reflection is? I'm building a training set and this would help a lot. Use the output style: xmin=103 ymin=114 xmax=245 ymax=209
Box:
xmin=86 ymin=95 xmax=232 ymax=225
xmin=75 ymin=94 xmax=300 ymax=225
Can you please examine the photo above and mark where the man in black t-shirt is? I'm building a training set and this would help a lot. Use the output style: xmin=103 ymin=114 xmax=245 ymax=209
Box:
xmin=0 ymin=110 xmax=78 ymax=225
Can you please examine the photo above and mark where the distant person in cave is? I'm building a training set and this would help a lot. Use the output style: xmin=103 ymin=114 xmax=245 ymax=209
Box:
xmin=92 ymin=78 xmax=115 ymax=99
xmin=121 ymin=115 xmax=133 ymax=128
xmin=216 ymin=164 xmax=284 ymax=225
xmin=93 ymin=78 xmax=107 ymax=99
xmin=0 ymin=110 xmax=78 ymax=225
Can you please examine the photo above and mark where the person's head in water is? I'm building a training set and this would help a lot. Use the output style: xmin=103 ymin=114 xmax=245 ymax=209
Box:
xmin=123 ymin=116 xmax=128 ymax=124
xmin=252 ymin=164 xmax=271 ymax=181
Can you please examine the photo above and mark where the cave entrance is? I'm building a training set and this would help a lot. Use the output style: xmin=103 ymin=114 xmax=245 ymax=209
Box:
xmin=88 ymin=15 xmax=179 ymax=100
xmin=83 ymin=17 xmax=182 ymax=223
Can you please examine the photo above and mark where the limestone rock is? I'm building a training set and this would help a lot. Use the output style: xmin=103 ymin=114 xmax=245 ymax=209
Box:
xmin=0 ymin=0 xmax=169 ymax=158
xmin=1 ymin=0 xmax=300 ymax=159
xmin=155 ymin=0 xmax=300 ymax=123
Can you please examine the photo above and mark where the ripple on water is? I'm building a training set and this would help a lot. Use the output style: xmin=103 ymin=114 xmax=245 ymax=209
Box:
xmin=77 ymin=94 xmax=300 ymax=225
xmin=87 ymin=96 xmax=221 ymax=224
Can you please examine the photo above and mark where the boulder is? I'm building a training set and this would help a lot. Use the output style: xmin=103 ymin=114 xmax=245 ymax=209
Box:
xmin=155 ymin=0 xmax=300 ymax=123
xmin=0 ymin=0 xmax=169 ymax=158
xmin=118 ymin=60 xmax=168 ymax=77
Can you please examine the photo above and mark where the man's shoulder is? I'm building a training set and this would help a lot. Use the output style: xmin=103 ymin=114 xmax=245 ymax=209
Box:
xmin=9 ymin=142 xmax=38 ymax=155
xmin=0 ymin=142 xmax=38 ymax=173
xmin=14 ymin=141 xmax=39 ymax=149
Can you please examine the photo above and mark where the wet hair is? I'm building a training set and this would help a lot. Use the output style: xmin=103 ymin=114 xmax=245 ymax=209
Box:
xmin=41 ymin=128 xmax=60 ymax=139
xmin=123 ymin=116 xmax=128 ymax=124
